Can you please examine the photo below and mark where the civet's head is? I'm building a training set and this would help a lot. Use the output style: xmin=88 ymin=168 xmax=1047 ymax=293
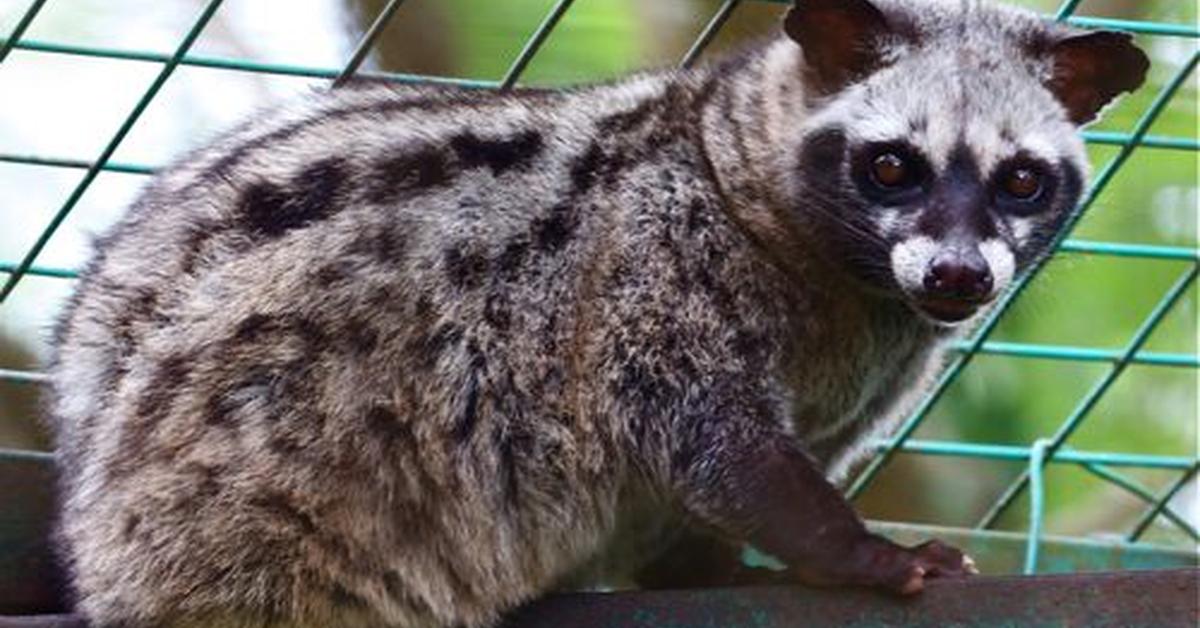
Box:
xmin=782 ymin=0 xmax=1147 ymax=325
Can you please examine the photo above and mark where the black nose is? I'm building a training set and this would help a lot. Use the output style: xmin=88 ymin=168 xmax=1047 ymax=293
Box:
xmin=924 ymin=251 xmax=993 ymax=301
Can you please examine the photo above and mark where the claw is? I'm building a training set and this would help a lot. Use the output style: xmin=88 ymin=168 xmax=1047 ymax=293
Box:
xmin=899 ymin=566 xmax=926 ymax=595
xmin=962 ymin=554 xmax=979 ymax=575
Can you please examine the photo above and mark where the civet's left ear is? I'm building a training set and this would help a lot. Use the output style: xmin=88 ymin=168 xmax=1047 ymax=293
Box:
xmin=783 ymin=0 xmax=898 ymax=95
xmin=1044 ymin=31 xmax=1149 ymax=125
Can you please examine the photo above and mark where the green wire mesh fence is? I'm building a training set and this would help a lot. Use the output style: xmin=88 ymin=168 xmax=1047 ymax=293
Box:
xmin=0 ymin=0 xmax=1196 ymax=578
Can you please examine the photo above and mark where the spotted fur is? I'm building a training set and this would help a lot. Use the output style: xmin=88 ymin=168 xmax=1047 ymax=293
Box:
xmin=49 ymin=1 xmax=1145 ymax=626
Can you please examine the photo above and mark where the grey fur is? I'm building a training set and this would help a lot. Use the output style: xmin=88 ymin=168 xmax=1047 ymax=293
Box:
xmin=48 ymin=1 xmax=1145 ymax=626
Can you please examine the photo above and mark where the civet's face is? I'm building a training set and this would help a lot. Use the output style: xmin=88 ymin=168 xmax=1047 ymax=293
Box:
xmin=784 ymin=0 xmax=1147 ymax=325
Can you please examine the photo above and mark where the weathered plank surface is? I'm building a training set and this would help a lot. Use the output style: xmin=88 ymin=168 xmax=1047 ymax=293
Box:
xmin=506 ymin=568 xmax=1200 ymax=628
xmin=0 ymin=617 xmax=83 ymax=628
xmin=1 ymin=569 xmax=1197 ymax=628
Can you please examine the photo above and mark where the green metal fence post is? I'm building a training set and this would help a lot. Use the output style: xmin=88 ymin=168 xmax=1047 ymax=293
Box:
xmin=0 ymin=0 xmax=227 ymax=303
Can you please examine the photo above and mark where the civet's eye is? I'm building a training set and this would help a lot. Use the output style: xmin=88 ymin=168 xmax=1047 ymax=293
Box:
xmin=1003 ymin=166 xmax=1043 ymax=200
xmin=855 ymin=144 xmax=927 ymax=202
xmin=871 ymin=152 xmax=909 ymax=188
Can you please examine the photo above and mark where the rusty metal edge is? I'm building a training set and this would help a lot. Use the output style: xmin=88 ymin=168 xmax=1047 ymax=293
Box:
xmin=504 ymin=568 xmax=1200 ymax=628
xmin=0 ymin=618 xmax=84 ymax=628
xmin=2 ymin=569 xmax=1196 ymax=628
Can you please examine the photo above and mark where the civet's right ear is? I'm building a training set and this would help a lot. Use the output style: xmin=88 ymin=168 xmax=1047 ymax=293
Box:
xmin=1043 ymin=30 xmax=1149 ymax=126
xmin=783 ymin=0 xmax=896 ymax=94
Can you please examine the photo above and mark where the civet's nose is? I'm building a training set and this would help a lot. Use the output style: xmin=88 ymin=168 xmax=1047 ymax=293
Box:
xmin=923 ymin=250 xmax=993 ymax=302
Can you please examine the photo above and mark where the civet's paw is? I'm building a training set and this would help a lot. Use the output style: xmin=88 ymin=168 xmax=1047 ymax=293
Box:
xmin=806 ymin=534 xmax=977 ymax=595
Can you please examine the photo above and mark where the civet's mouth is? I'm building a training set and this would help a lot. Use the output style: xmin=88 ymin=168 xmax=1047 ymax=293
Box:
xmin=911 ymin=295 xmax=992 ymax=324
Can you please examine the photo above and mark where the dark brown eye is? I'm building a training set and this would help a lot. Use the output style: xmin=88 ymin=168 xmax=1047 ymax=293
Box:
xmin=871 ymin=153 xmax=909 ymax=188
xmin=1004 ymin=167 xmax=1042 ymax=200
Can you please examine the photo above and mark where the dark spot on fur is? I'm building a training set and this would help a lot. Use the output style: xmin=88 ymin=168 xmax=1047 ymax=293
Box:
xmin=414 ymin=295 xmax=434 ymax=319
xmin=229 ymin=314 xmax=328 ymax=356
xmin=202 ymin=394 xmax=236 ymax=427
xmin=238 ymin=157 xmax=347 ymax=239
xmin=106 ymin=352 xmax=195 ymax=478
xmin=292 ymin=315 xmax=330 ymax=350
xmin=450 ymin=130 xmax=543 ymax=175
xmin=613 ymin=355 xmax=674 ymax=428
xmin=496 ymin=239 xmax=529 ymax=280
xmin=434 ymin=553 xmax=478 ymax=602
xmin=686 ymin=198 xmax=710 ymax=233
xmin=410 ymin=323 xmax=463 ymax=369
xmin=444 ymin=246 xmax=489 ymax=289
xmin=659 ymin=169 xmax=678 ymax=192
xmin=178 ymin=218 xmax=219 ymax=276
xmin=135 ymin=354 xmax=191 ymax=424
xmin=384 ymin=571 xmax=408 ymax=597
xmin=539 ymin=311 xmax=561 ymax=353
xmin=238 ymin=181 xmax=289 ymax=235
xmin=453 ymin=346 xmax=487 ymax=444
xmin=249 ymin=491 xmax=317 ymax=535
xmin=732 ymin=330 xmax=771 ymax=366
xmin=194 ymin=463 xmax=223 ymax=497
xmin=695 ymin=263 xmax=735 ymax=317
xmin=121 ymin=514 xmax=141 ymax=541
xmin=295 ymin=157 xmax=348 ymax=213
xmin=483 ymin=293 xmax=511 ymax=331
xmin=383 ymin=572 xmax=405 ymax=598
xmin=204 ymin=366 xmax=275 ymax=427
xmin=717 ymin=87 xmax=746 ymax=159
xmin=495 ymin=425 xmax=531 ymax=510
xmin=347 ymin=225 xmax=405 ymax=265
xmin=313 ymin=261 xmax=353 ymax=286
xmin=367 ymin=285 xmax=396 ymax=309
xmin=381 ymin=571 xmax=433 ymax=615
xmin=342 ymin=319 xmax=379 ymax=355
xmin=331 ymin=585 xmax=369 ymax=609
xmin=130 ymin=287 xmax=161 ymax=322
xmin=369 ymin=145 xmax=453 ymax=203
xmin=569 ymin=143 xmax=629 ymax=194
xmin=234 ymin=313 xmax=275 ymax=342
xmin=269 ymin=410 xmax=325 ymax=454
xmin=267 ymin=434 xmax=305 ymax=455
xmin=531 ymin=204 xmax=577 ymax=252
xmin=798 ymin=127 xmax=847 ymax=177
xmin=909 ymin=115 xmax=929 ymax=135
xmin=106 ymin=286 xmax=162 ymax=390
xmin=570 ymin=143 xmax=604 ymax=191
xmin=597 ymin=98 xmax=659 ymax=135
xmin=365 ymin=405 xmax=411 ymax=443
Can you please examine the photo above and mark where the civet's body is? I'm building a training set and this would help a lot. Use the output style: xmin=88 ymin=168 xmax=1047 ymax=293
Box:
xmin=49 ymin=1 xmax=1145 ymax=626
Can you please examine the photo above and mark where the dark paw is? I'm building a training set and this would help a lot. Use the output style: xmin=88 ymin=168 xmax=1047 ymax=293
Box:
xmin=834 ymin=535 xmax=978 ymax=595
xmin=911 ymin=539 xmax=978 ymax=580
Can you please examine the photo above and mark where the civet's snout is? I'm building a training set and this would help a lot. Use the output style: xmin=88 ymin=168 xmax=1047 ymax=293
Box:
xmin=924 ymin=247 xmax=993 ymax=301
xmin=891 ymin=236 xmax=1014 ymax=325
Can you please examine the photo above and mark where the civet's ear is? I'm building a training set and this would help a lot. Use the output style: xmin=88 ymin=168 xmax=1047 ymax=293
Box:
xmin=1045 ymin=31 xmax=1149 ymax=125
xmin=784 ymin=0 xmax=895 ymax=94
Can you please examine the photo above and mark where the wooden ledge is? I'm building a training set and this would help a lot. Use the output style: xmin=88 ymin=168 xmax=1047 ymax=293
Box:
xmin=1 ymin=569 xmax=1197 ymax=628
xmin=507 ymin=568 xmax=1199 ymax=627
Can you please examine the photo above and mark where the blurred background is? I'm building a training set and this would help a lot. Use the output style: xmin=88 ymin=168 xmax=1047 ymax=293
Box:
xmin=0 ymin=0 xmax=1195 ymax=547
